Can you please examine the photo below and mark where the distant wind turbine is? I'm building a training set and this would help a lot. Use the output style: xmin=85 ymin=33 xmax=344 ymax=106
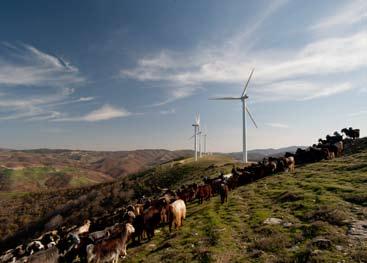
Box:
xmin=210 ymin=68 xmax=258 ymax=163
xmin=191 ymin=113 xmax=200 ymax=161
xmin=198 ymin=128 xmax=202 ymax=158
xmin=203 ymin=126 xmax=207 ymax=156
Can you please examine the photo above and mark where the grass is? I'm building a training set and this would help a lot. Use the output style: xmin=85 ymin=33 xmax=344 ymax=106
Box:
xmin=0 ymin=166 xmax=109 ymax=193
xmin=123 ymin=150 xmax=367 ymax=262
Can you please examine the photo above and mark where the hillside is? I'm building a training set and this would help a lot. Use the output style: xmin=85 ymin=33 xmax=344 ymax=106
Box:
xmin=122 ymin=142 xmax=367 ymax=262
xmin=229 ymin=146 xmax=305 ymax=161
xmin=0 ymin=149 xmax=192 ymax=192
xmin=0 ymin=155 xmax=237 ymax=249
xmin=1 ymin=140 xmax=367 ymax=262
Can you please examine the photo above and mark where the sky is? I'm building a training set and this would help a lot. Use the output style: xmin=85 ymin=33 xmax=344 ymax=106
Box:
xmin=0 ymin=0 xmax=366 ymax=152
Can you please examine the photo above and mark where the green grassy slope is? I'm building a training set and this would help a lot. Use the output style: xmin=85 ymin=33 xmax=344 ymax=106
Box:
xmin=124 ymin=150 xmax=367 ymax=262
xmin=128 ymin=155 xmax=239 ymax=197
xmin=0 ymin=166 xmax=113 ymax=192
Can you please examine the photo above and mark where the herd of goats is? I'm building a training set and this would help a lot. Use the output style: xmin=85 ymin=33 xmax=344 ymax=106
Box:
xmin=0 ymin=127 xmax=361 ymax=263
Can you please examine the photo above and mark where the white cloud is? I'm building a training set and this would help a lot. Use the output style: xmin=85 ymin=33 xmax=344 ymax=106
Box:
xmin=120 ymin=1 xmax=367 ymax=104
xmin=0 ymin=43 xmax=84 ymax=87
xmin=159 ymin=108 xmax=176 ymax=115
xmin=0 ymin=87 xmax=75 ymax=121
xmin=78 ymin=97 xmax=94 ymax=102
xmin=83 ymin=105 xmax=130 ymax=121
xmin=254 ymin=81 xmax=353 ymax=101
xmin=121 ymin=30 xmax=366 ymax=102
xmin=265 ymin=123 xmax=289 ymax=128
xmin=149 ymin=86 xmax=199 ymax=107
xmin=348 ymin=110 xmax=367 ymax=117
xmin=55 ymin=104 xmax=131 ymax=122
xmin=121 ymin=0 xmax=288 ymax=105
xmin=0 ymin=43 xmax=91 ymax=121
xmin=311 ymin=0 xmax=367 ymax=31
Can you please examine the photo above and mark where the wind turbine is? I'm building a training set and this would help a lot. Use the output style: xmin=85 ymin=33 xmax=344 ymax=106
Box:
xmin=198 ymin=128 xmax=202 ymax=158
xmin=191 ymin=113 xmax=200 ymax=161
xmin=210 ymin=68 xmax=258 ymax=163
xmin=202 ymin=126 xmax=207 ymax=156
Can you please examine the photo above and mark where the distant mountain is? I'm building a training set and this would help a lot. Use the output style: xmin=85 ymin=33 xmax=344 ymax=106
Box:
xmin=228 ymin=146 xmax=306 ymax=161
xmin=0 ymin=148 xmax=193 ymax=192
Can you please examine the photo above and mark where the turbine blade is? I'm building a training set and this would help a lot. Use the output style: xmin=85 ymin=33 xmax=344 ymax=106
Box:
xmin=246 ymin=106 xmax=258 ymax=128
xmin=209 ymin=97 xmax=242 ymax=100
xmin=242 ymin=68 xmax=255 ymax=97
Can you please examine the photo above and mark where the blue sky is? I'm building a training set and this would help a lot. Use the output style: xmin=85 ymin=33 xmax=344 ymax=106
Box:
xmin=0 ymin=0 xmax=366 ymax=152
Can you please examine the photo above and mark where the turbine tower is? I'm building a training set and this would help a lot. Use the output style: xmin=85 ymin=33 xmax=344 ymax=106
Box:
xmin=210 ymin=68 xmax=258 ymax=163
xmin=198 ymin=127 xmax=202 ymax=158
xmin=203 ymin=126 xmax=207 ymax=156
xmin=191 ymin=113 xmax=200 ymax=161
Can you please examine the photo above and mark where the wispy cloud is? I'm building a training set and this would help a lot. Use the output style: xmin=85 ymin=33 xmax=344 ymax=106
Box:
xmin=310 ymin=0 xmax=367 ymax=31
xmin=149 ymin=86 xmax=199 ymax=107
xmin=78 ymin=97 xmax=94 ymax=102
xmin=120 ymin=2 xmax=366 ymax=103
xmin=55 ymin=104 xmax=131 ymax=122
xmin=0 ymin=43 xmax=92 ymax=121
xmin=159 ymin=108 xmax=176 ymax=115
xmin=121 ymin=30 xmax=366 ymax=102
xmin=120 ymin=0 xmax=288 ymax=105
xmin=0 ymin=43 xmax=84 ymax=87
xmin=0 ymin=87 xmax=74 ymax=120
xmin=348 ymin=110 xmax=367 ymax=117
xmin=266 ymin=122 xmax=289 ymax=129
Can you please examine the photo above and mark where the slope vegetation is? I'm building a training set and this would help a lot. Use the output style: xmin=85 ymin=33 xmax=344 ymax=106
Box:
xmin=124 ymin=142 xmax=367 ymax=262
xmin=0 ymin=149 xmax=192 ymax=192
xmin=0 ymin=155 xmax=236 ymax=250
xmin=1 ymin=140 xmax=367 ymax=262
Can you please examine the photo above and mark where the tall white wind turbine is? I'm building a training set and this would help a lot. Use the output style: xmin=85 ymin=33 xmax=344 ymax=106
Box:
xmin=210 ymin=68 xmax=258 ymax=163
xmin=191 ymin=113 xmax=200 ymax=161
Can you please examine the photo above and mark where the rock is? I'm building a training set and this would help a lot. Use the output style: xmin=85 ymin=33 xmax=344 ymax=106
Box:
xmin=312 ymin=238 xmax=332 ymax=249
xmin=348 ymin=220 xmax=367 ymax=240
xmin=250 ymin=249 xmax=263 ymax=258
xmin=290 ymin=245 xmax=299 ymax=251
xmin=263 ymin=217 xmax=283 ymax=225
xmin=335 ymin=245 xmax=343 ymax=251
xmin=283 ymin=222 xmax=293 ymax=228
